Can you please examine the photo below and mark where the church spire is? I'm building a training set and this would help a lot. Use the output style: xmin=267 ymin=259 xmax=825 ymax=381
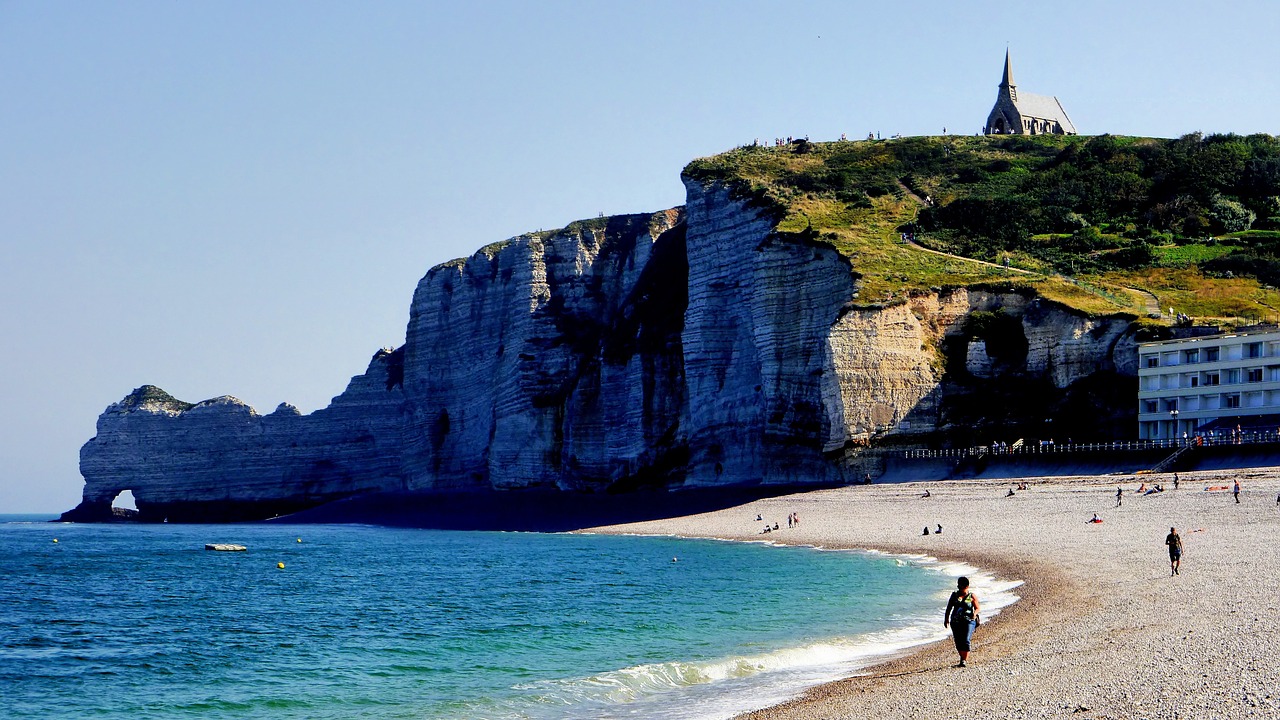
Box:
xmin=1001 ymin=48 xmax=1015 ymax=89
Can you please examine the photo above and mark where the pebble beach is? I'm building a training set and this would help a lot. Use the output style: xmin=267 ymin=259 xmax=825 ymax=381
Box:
xmin=587 ymin=468 xmax=1280 ymax=719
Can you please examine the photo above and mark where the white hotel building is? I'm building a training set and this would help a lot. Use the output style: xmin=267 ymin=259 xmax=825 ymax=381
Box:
xmin=1137 ymin=327 xmax=1280 ymax=440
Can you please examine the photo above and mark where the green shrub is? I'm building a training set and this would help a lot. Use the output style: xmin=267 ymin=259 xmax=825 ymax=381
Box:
xmin=1209 ymin=196 xmax=1256 ymax=233
xmin=1104 ymin=244 xmax=1155 ymax=269
xmin=1180 ymin=215 xmax=1212 ymax=237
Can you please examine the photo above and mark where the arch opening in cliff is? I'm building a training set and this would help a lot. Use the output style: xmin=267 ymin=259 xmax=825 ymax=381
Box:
xmin=107 ymin=489 xmax=141 ymax=520
xmin=112 ymin=489 xmax=137 ymax=511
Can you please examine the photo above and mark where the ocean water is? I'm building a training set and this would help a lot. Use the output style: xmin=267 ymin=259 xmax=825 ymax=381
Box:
xmin=1 ymin=516 xmax=1019 ymax=720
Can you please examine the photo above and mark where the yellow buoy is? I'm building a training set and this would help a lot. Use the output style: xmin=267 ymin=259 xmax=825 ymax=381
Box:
xmin=53 ymin=538 xmax=58 ymax=543
xmin=296 ymin=538 xmax=302 ymax=543
xmin=277 ymin=562 xmax=285 ymax=569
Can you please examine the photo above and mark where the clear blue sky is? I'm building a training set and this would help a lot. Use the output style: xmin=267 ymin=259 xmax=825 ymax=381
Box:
xmin=2 ymin=1 xmax=1277 ymax=512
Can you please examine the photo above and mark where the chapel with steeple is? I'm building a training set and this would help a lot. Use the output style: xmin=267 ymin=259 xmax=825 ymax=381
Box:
xmin=983 ymin=50 xmax=1076 ymax=136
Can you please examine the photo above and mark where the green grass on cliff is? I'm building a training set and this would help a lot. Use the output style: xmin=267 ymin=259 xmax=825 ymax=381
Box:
xmin=685 ymin=133 xmax=1280 ymax=321
xmin=121 ymin=385 xmax=195 ymax=412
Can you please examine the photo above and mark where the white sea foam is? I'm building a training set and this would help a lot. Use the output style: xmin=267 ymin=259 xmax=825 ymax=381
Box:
xmin=509 ymin=622 xmax=944 ymax=719
xmin=500 ymin=547 xmax=1022 ymax=720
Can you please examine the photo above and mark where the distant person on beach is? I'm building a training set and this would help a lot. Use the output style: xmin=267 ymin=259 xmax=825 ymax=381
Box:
xmin=944 ymin=576 xmax=980 ymax=667
xmin=923 ymin=526 xmax=930 ymax=535
xmin=936 ymin=524 xmax=943 ymax=534
xmin=1116 ymin=487 xmax=1123 ymax=507
xmin=1233 ymin=480 xmax=1241 ymax=504
xmin=1006 ymin=488 xmax=1016 ymax=497
xmin=1166 ymin=527 xmax=1183 ymax=575
xmin=922 ymin=489 xmax=931 ymax=498
xmin=1088 ymin=514 xmax=1101 ymax=524
xmin=1173 ymin=473 xmax=1179 ymax=490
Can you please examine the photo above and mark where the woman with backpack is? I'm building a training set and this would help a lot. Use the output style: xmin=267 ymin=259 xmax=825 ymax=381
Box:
xmin=943 ymin=576 xmax=981 ymax=667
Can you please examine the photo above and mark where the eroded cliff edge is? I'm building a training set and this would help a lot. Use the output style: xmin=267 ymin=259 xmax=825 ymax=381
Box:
xmin=64 ymin=180 xmax=1138 ymax=523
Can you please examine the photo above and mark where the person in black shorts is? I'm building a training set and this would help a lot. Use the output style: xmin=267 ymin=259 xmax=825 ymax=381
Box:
xmin=943 ymin=576 xmax=980 ymax=667
xmin=1165 ymin=527 xmax=1182 ymax=576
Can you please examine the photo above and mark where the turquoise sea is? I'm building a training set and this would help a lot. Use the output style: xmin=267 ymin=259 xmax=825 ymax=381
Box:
xmin=1 ymin=515 xmax=1018 ymax=719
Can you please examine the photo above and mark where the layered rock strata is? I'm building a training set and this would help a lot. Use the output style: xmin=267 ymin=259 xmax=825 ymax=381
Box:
xmin=64 ymin=350 xmax=407 ymax=521
xmin=67 ymin=182 xmax=1140 ymax=522
xmin=398 ymin=211 xmax=688 ymax=492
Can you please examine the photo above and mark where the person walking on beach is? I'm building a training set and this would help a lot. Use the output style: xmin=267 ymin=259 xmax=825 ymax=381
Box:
xmin=1233 ymin=479 xmax=1241 ymax=504
xmin=1166 ymin=527 xmax=1183 ymax=576
xmin=1115 ymin=486 xmax=1123 ymax=507
xmin=943 ymin=576 xmax=980 ymax=667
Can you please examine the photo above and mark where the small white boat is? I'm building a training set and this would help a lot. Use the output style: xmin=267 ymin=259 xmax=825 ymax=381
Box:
xmin=205 ymin=544 xmax=247 ymax=552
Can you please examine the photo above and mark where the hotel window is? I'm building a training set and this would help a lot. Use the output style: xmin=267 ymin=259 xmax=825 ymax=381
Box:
xmin=1144 ymin=355 xmax=1159 ymax=368
xmin=1249 ymin=368 xmax=1263 ymax=383
xmin=1225 ymin=394 xmax=1241 ymax=409
xmin=1184 ymin=349 xmax=1200 ymax=364
xmin=1204 ymin=372 xmax=1220 ymax=386
xmin=1187 ymin=375 xmax=1199 ymax=388
xmin=1226 ymin=369 xmax=1241 ymax=384
xmin=1246 ymin=342 xmax=1263 ymax=358
xmin=1205 ymin=347 xmax=1220 ymax=362
xmin=1143 ymin=400 xmax=1158 ymax=413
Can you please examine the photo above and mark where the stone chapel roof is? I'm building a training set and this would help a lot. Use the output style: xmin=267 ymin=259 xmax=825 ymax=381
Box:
xmin=1012 ymin=91 xmax=1077 ymax=134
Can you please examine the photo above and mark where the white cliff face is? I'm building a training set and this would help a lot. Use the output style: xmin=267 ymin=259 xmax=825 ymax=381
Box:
xmin=680 ymin=182 xmax=857 ymax=485
xmin=825 ymin=289 xmax=1136 ymax=447
xmin=399 ymin=211 xmax=686 ymax=492
xmin=827 ymin=300 xmax=942 ymax=443
xmin=71 ymin=182 xmax=1141 ymax=521
xmin=967 ymin=340 xmax=995 ymax=378
xmin=75 ymin=350 xmax=407 ymax=518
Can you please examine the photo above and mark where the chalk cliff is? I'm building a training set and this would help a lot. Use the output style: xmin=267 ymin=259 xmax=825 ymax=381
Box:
xmin=65 ymin=350 xmax=407 ymax=521
xmin=65 ymin=178 xmax=1139 ymax=522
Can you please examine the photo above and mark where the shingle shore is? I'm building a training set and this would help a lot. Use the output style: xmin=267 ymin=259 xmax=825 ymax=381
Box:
xmin=586 ymin=468 xmax=1280 ymax=719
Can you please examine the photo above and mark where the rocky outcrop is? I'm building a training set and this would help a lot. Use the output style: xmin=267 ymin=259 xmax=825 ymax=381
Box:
xmin=67 ymin=182 xmax=1140 ymax=523
xmin=680 ymin=182 xmax=857 ymax=486
xmin=827 ymin=289 xmax=1136 ymax=449
xmin=64 ymin=350 xmax=407 ymax=521
xmin=398 ymin=211 xmax=688 ymax=493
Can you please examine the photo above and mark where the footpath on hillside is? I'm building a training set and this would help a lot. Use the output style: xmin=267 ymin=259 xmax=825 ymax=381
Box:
xmin=893 ymin=179 xmax=1160 ymax=315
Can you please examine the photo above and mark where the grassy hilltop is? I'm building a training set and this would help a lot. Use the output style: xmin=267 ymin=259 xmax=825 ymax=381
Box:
xmin=685 ymin=133 xmax=1280 ymax=324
